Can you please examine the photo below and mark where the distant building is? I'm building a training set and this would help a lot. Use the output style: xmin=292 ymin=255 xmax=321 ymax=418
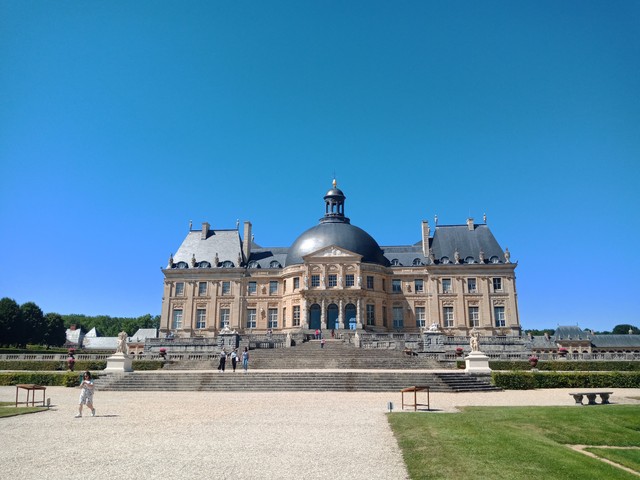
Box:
xmin=532 ymin=326 xmax=640 ymax=355
xmin=160 ymin=181 xmax=520 ymax=337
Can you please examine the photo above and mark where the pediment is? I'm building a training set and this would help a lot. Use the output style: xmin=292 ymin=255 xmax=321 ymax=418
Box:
xmin=302 ymin=245 xmax=362 ymax=263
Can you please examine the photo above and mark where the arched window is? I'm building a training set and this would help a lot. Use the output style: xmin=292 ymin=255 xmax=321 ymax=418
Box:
xmin=391 ymin=259 xmax=401 ymax=266
xmin=247 ymin=261 xmax=260 ymax=269
xmin=269 ymin=260 xmax=282 ymax=268
xmin=221 ymin=261 xmax=235 ymax=268
xmin=490 ymin=256 xmax=500 ymax=264
xmin=197 ymin=261 xmax=211 ymax=268
xmin=465 ymin=256 xmax=475 ymax=264
xmin=175 ymin=261 xmax=189 ymax=269
xmin=412 ymin=258 xmax=422 ymax=266
xmin=440 ymin=257 xmax=450 ymax=264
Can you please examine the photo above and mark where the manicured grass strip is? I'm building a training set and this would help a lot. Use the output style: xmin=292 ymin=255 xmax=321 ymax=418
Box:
xmin=584 ymin=447 xmax=640 ymax=473
xmin=388 ymin=405 xmax=640 ymax=480
xmin=0 ymin=402 xmax=47 ymax=418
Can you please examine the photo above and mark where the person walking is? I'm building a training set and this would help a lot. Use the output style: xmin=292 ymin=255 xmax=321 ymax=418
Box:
xmin=320 ymin=336 xmax=326 ymax=348
xmin=75 ymin=371 xmax=96 ymax=418
xmin=241 ymin=347 xmax=249 ymax=373
xmin=231 ymin=349 xmax=238 ymax=372
xmin=218 ymin=348 xmax=227 ymax=372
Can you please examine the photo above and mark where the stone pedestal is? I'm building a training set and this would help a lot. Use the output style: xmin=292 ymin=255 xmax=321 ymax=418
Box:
xmin=104 ymin=353 xmax=133 ymax=373
xmin=464 ymin=351 xmax=491 ymax=374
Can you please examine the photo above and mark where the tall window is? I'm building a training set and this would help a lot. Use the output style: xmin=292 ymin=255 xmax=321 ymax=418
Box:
xmin=198 ymin=282 xmax=207 ymax=296
xmin=366 ymin=304 xmax=375 ymax=326
xmin=293 ymin=277 xmax=300 ymax=290
xmin=392 ymin=279 xmax=402 ymax=293
xmin=172 ymin=309 xmax=183 ymax=329
xmin=268 ymin=308 xmax=278 ymax=328
xmin=282 ymin=307 xmax=286 ymax=328
xmin=382 ymin=279 xmax=386 ymax=292
xmin=269 ymin=281 xmax=278 ymax=295
xmin=366 ymin=276 xmax=374 ymax=289
xmin=467 ymin=278 xmax=477 ymax=293
xmin=383 ymin=306 xmax=387 ymax=327
xmin=311 ymin=275 xmax=320 ymax=287
xmin=220 ymin=308 xmax=230 ymax=328
xmin=328 ymin=274 xmax=337 ymax=287
xmin=414 ymin=279 xmax=424 ymax=293
xmin=494 ymin=306 xmax=506 ymax=327
xmin=293 ymin=305 xmax=300 ymax=327
xmin=246 ymin=309 xmax=256 ymax=329
xmin=345 ymin=274 xmax=355 ymax=287
xmin=248 ymin=281 xmax=257 ymax=295
xmin=175 ymin=282 xmax=184 ymax=296
xmin=222 ymin=281 xmax=231 ymax=295
xmin=442 ymin=278 xmax=452 ymax=293
xmin=443 ymin=306 xmax=454 ymax=327
xmin=416 ymin=307 xmax=426 ymax=328
xmin=392 ymin=306 xmax=404 ymax=328
xmin=493 ymin=278 xmax=503 ymax=292
xmin=468 ymin=306 xmax=479 ymax=327
xmin=196 ymin=309 xmax=206 ymax=329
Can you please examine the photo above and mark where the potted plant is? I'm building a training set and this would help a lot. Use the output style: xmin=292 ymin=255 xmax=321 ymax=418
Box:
xmin=557 ymin=347 xmax=568 ymax=357
xmin=455 ymin=347 xmax=464 ymax=357
xmin=159 ymin=348 xmax=167 ymax=359
xmin=528 ymin=355 xmax=538 ymax=368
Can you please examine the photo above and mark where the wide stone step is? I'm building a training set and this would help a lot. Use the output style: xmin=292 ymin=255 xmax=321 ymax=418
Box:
xmin=95 ymin=371 xmax=498 ymax=393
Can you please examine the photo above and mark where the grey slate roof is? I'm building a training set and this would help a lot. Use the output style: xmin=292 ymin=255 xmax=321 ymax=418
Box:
xmin=247 ymin=247 xmax=288 ymax=269
xmin=431 ymin=224 xmax=506 ymax=264
xmin=172 ymin=229 xmax=243 ymax=267
xmin=591 ymin=335 xmax=640 ymax=348
xmin=553 ymin=326 xmax=590 ymax=341
xmin=381 ymin=244 xmax=426 ymax=266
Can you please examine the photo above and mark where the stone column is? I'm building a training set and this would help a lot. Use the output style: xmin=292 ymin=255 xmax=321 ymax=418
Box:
xmin=338 ymin=298 xmax=343 ymax=329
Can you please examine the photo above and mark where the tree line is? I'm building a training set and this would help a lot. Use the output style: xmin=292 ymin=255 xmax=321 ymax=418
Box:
xmin=524 ymin=325 xmax=639 ymax=336
xmin=0 ymin=297 xmax=159 ymax=348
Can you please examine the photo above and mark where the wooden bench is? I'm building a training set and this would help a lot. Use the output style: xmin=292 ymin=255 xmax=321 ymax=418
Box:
xmin=15 ymin=384 xmax=47 ymax=407
xmin=569 ymin=391 xmax=612 ymax=405
xmin=401 ymin=386 xmax=430 ymax=411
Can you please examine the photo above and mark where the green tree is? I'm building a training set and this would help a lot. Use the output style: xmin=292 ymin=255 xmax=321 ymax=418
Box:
xmin=612 ymin=324 xmax=639 ymax=335
xmin=0 ymin=297 xmax=22 ymax=346
xmin=20 ymin=302 xmax=45 ymax=346
xmin=43 ymin=313 xmax=66 ymax=347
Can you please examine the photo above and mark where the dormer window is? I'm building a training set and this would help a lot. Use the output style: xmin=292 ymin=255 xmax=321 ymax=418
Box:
xmin=222 ymin=261 xmax=235 ymax=268
xmin=465 ymin=256 xmax=475 ymax=264
xmin=391 ymin=259 xmax=401 ymax=266
xmin=247 ymin=261 xmax=260 ymax=269
xmin=269 ymin=260 xmax=282 ymax=268
xmin=440 ymin=257 xmax=450 ymax=264
xmin=412 ymin=258 xmax=422 ymax=266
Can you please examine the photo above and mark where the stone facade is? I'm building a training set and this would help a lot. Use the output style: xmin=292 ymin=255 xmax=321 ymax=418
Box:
xmin=160 ymin=182 xmax=520 ymax=337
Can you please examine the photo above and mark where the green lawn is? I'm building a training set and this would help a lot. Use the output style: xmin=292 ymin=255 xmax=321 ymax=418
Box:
xmin=584 ymin=447 xmax=640 ymax=473
xmin=0 ymin=401 xmax=47 ymax=418
xmin=388 ymin=405 xmax=640 ymax=480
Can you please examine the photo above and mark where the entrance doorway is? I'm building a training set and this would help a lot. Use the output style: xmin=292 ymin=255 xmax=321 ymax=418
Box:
xmin=309 ymin=304 xmax=321 ymax=330
xmin=327 ymin=304 xmax=339 ymax=331
xmin=345 ymin=303 xmax=357 ymax=330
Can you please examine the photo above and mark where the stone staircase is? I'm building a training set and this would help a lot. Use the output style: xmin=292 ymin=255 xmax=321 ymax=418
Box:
xmin=95 ymin=370 xmax=499 ymax=393
xmin=161 ymin=339 xmax=441 ymax=370
xmin=95 ymin=340 xmax=500 ymax=392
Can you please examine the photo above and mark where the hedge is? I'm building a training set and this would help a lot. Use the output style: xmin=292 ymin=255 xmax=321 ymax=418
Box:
xmin=492 ymin=371 xmax=640 ymax=390
xmin=0 ymin=372 xmax=84 ymax=387
xmin=0 ymin=360 xmax=164 ymax=371
xmin=490 ymin=361 xmax=640 ymax=372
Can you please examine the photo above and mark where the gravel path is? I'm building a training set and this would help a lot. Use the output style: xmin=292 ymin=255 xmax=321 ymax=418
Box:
xmin=2 ymin=385 xmax=639 ymax=480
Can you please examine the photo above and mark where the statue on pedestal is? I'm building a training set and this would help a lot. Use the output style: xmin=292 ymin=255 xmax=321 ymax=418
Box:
xmin=470 ymin=331 xmax=480 ymax=353
xmin=115 ymin=331 xmax=128 ymax=355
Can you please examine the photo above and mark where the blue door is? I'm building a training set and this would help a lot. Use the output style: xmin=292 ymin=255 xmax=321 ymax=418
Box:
xmin=309 ymin=304 xmax=321 ymax=330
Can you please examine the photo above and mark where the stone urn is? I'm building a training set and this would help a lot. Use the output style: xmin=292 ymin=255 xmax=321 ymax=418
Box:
xmin=528 ymin=356 xmax=538 ymax=368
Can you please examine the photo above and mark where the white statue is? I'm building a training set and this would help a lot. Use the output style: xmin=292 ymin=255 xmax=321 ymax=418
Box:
xmin=428 ymin=322 xmax=440 ymax=332
xmin=470 ymin=331 xmax=480 ymax=352
xmin=115 ymin=331 xmax=128 ymax=355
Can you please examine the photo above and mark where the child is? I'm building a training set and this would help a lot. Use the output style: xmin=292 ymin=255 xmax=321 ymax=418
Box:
xmin=76 ymin=371 xmax=96 ymax=418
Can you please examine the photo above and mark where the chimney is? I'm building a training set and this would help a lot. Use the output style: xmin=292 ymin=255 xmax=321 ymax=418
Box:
xmin=421 ymin=220 xmax=430 ymax=256
xmin=201 ymin=222 xmax=210 ymax=240
xmin=243 ymin=221 xmax=252 ymax=262
xmin=467 ymin=218 xmax=474 ymax=231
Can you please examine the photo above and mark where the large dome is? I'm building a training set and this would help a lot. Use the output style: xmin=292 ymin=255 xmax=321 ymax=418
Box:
xmin=284 ymin=181 xmax=388 ymax=267
xmin=285 ymin=222 xmax=388 ymax=266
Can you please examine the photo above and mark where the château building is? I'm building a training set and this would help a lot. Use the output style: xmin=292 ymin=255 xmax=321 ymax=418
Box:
xmin=160 ymin=181 xmax=520 ymax=337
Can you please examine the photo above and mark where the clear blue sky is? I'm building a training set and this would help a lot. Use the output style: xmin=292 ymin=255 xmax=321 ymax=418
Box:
xmin=1 ymin=1 xmax=638 ymax=331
